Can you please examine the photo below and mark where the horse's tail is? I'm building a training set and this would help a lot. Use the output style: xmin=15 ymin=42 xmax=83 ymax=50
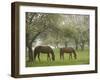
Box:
xmin=73 ymin=50 xmax=77 ymax=59
xmin=51 ymin=50 xmax=55 ymax=61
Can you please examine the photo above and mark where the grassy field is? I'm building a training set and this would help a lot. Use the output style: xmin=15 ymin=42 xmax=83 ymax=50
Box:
xmin=26 ymin=48 xmax=89 ymax=67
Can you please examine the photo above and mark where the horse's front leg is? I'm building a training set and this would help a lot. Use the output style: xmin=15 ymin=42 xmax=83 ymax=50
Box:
xmin=71 ymin=53 xmax=72 ymax=59
xmin=69 ymin=53 xmax=72 ymax=60
xmin=69 ymin=54 xmax=70 ymax=60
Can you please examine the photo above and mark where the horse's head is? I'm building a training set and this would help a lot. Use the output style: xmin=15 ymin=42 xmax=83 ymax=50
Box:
xmin=75 ymin=55 xmax=77 ymax=59
xmin=73 ymin=50 xmax=77 ymax=59
xmin=52 ymin=56 xmax=55 ymax=61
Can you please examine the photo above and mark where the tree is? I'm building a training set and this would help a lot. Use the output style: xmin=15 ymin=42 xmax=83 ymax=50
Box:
xmin=60 ymin=14 xmax=89 ymax=50
xmin=26 ymin=12 xmax=63 ymax=61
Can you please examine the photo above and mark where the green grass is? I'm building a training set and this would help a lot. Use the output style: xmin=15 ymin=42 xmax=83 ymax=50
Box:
xmin=26 ymin=48 xmax=89 ymax=67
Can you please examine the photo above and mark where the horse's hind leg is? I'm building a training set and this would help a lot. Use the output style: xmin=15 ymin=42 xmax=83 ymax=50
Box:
xmin=47 ymin=53 xmax=51 ymax=61
xmin=62 ymin=53 xmax=64 ymax=60
xmin=38 ymin=53 xmax=41 ymax=62
xmin=33 ymin=53 xmax=37 ymax=63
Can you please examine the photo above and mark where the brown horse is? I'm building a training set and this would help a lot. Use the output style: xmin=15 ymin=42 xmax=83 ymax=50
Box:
xmin=33 ymin=46 xmax=55 ymax=62
xmin=60 ymin=47 xmax=77 ymax=60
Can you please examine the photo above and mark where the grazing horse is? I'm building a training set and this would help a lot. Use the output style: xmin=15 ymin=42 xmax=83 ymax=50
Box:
xmin=60 ymin=47 xmax=77 ymax=60
xmin=33 ymin=46 xmax=55 ymax=62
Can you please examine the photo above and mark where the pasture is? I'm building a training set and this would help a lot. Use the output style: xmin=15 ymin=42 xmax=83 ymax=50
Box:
xmin=26 ymin=48 xmax=89 ymax=67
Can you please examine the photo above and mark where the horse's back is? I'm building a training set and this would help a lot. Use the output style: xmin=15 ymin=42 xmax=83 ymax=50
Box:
xmin=34 ymin=46 xmax=53 ymax=53
xmin=60 ymin=47 xmax=75 ymax=53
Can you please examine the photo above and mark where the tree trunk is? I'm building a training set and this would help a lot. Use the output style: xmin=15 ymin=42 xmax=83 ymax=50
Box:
xmin=80 ymin=42 xmax=85 ymax=51
xmin=75 ymin=40 xmax=78 ymax=50
xmin=65 ymin=41 xmax=68 ymax=47
xmin=27 ymin=44 xmax=33 ymax=62
xmin=26 ymin=26 xmax=49 ymax=61
xmin=75 ymin=44 xmax=78 ymax=50
xmin=55 ymin=42 xmax=59 ymax=48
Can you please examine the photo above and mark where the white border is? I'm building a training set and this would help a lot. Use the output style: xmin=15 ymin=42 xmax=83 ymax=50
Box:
xmin=19 ymin=6 xmax=95 ymax=74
